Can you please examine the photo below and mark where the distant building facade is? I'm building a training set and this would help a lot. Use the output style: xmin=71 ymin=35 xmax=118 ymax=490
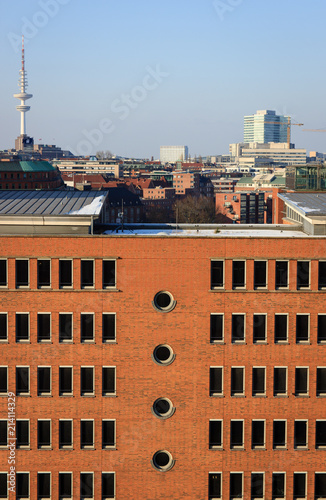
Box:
xmin=0 ymin=160 xmax=64 ymax=190
xmin=230 ymin=142 xmax=307 ymax=166
xmin=160 ymin=146 xmax=188 ymax=163
xmin=244 ymin=109 xmax=289 ymax=143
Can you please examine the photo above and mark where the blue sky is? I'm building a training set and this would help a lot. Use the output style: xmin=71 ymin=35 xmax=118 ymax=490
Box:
xmin=1 ymin=0 xmax=326 ymax=158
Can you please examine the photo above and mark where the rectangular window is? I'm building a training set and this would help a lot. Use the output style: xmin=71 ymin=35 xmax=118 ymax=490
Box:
xmin=319 ymin=261 xmax=326 ymax=289
xmin=37 ymin=260 xmax=51 ymax=288
xmin=230 ymin=420 xmax=244 ymax=449
xmin=17 ymin=473 xmax=29 ymax=498
xmin=80 ymin=472 xmax=93 ymax=499
xmin=0 ymin=472 xmax=7 ymax=499
xmin=316 ymin=421 xmax=326 ymax=449
xmin=102 ymin=473 xmax=115 ymax=499
xmin=211 ymin=260 xmax=224 ymax=289
xmin=59 ymin=367 xmax=73 ymax=396
xmin=81 ymin=367 xmax=94 ymax=396
xmin=102 ymin=420 xmax=115 ymax=449
xmin=275 ymin=261 xmax=288 ymax=289
xmin=102 ymin=367 xmax=116 ymax=396
xmin=209 ymin=472 xmax=222 ymax=500
xmin=59 ymin=313 xmax=73 ymax=342
xmin=59 ymin=420 xmax=73 ymax=449
xmin=209 ymin=420 xmax=222 ymax=449
xmin=252 ymin=420 xmax=265 ymax=449
xmin=0 ymin=260 xmax=7 ymax=286
xmin=252 ymin=368 xmax=266 ymax=396
xmin=317 ymin=368 xmax=326 ymax=396
xmin=318 ymin=315 xmax=326 ymax=344
xmin=210 ymin=367 xmax=223 ymax=396
xmin=16 ymin=366 xmax=29 ymax=395
xmin=37 ymin=367 xmax=51 ymax=396
xmin=273 ymin=420 xmax=286 ymax=449
xmin=274 ymin=314 xmax=288 ymax=343
xmin=295 ymin=368 xmax=308 ymax=396
xmin=103 ymin=260 xmax=116 ymax=288
xmin=0 ymin=421 xmax=7 ymax=448
xmin=17 ymin=420 xmax=29 ymax=448
xmin=103 ymin=314 xmax=116 ymax=342
xmin=16 ymin=313 xmax=29 ymax=342
xmin=253 ymin=315 xmax=266 ymax=343
xmin=296 ymin=314 xmax=309 ymax=343
xmin=230 ymin=472 xmax=243 ymax=499
xmin=232 ymin=314 xmax=245 ymax=343
xmin=294 ymin=420 xmax=307 ymax=449
xmin=37 ymin=420 xmax=51 ymax=449
xmin=37 ymin=472 xmax=51 ymax=499
xmin=16 ymin=259 xmax=29 ymax=288
xmin=315 ymin=473 xmax=326 ymax=498
xmin=231 ymin=367 xmax=244 ymax=396
xmin=254 ymin=261 xmax=267 ymax=288
xmin=232 ymin=261 xmax=245 ymax=288
xmin=59 ymin=260 xmax=72 ymax=288
xmin=210 ymin=314 xmax=223 ymax=343
xmin=37 ymin=313 xmax=51 ymax=342
xmin=251 ymin=473 xmax=264 ymax=500
xmin=274 ymin=367 xmax=287 ymax=396
xmin=81 ymin=314 xmax=94 ymax=342
xmin=297 ymin=261 xmax=310 ymax=289
xmin=59 ymin=472 xmax=72 ymax=499
xmin=0 ymin=314 xmax=7 ymax=341
xmin=272 ymin=473 xmax=285 ymax=500
xmin=81 ymin=420 xmax=94 ymax=449
xmin=0 ymin=367 xmax=7 ymax=395
xmin=293 ymin=472 xmax=306 ymax=499
xmin=81 ymin=260 xmax=94 ymax=288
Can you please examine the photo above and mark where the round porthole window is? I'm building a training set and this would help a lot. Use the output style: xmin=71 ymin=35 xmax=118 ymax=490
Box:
xmin=152 ymin=344 xmax=175 ymax=366
xmin=151 ymin=450 xmax=175 ymax=472
xmin=152 ymin=291 xmax=176 ymax=313
xmin=152 ymin=397 xmax=175 ymax=419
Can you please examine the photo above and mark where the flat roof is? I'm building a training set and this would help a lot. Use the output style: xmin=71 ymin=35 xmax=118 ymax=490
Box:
xmin=278 ymin=193 xmax=326 ymax=216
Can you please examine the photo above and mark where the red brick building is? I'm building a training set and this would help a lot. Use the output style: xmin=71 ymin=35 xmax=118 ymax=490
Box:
xmin=0 ymin=161 xmax=64 ymax=190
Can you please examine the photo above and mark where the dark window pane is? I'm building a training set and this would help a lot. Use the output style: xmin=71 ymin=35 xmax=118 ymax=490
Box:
xmin=318 ymin=315 xmax=326 ymax=343
xmin=233 ymin=261 xmax=245 ymax=288
xmin=102 ymin=473 xmax=115 ymax=498
xmin=316 ymin=421 xmax=326 ymax=448
xmin=37 ymin=260 xmax=51 ymax=287
xmin=59 ymin=420 xmax=72 ymax=448
xmin=210 ymin=368 xmax=222 ymax=396
xmin=16 ymin=260 xmax=28 ymax=287
xmin=102 ymin=367 xmax=115 ymax=395
xmin=274 ymin=368 xmax=287 ymax=395
xmin=315 ymin=473 xmax=326 ymax=497
xmin=319 ymin=261 xmax=326 ymax=288
xmin=297 ymin=261 xmax=309 ymax=288
xmin=295 ymin=368 xmax=308 ymax=395
xmin=59 ymin=473 xmax=72 ymax=497
xmin=317 ymin=368 xmax=326 ymax=396
xmin=37 ymin=313 xmax=51 ymax=342
xmin=103 ymin=260 xmax=116 ymax=288
xmin=296 ymin=315 xmax=309 ymax=343
xmin=253 ymin=315 xmax=266 ymax=342
xmin=210 ymin=314 xmax=223 ymax=342
xmin=275 ymin=315 xmax=287 ymax=342
xmin=37 ymin=420 xmax=51 ymax=447
xmin=231 ymin=368 xmax=244 ymax=395
xmin=254 ymin=261 xmax=266 ymax=287
xmin=211 ymin=261 xmax=223 ymax=288
xmin=209 ymin=420 xmax=222 ymax=448
xmin=102 ymin=420 xmax=115 ymax=448
xmin=251 ymin=473 xmax=264 ymax=497
xmin=81 ymin=367 xmax=94 ymax=395
xmin=0 ymin=473 xmax=7 ymax=498
xmin=16 ymin=367 xmax=29 ymax=394
xmin=230 ymin=473 xmax=242 ymax=497
xmin=0 ymin=367 xmax=7 ymax=394
xmin=0 ymin=314 xmax=7 ymax=340
xmin=59 ymin=314 xmax=72 ymax=342
xmin=17 ymin=473 xmax=29 ymax=497
xmin=80 ymin=473 xmax=93 ymax=497
xmin=230 ymin=421 xmax=243 ymax=448
xmin=59 ymin=260 xmax=72 ymax=287
xmin=81 ymin=261 xmax=94 ymax=287
xmin=273 ymin=420 xmax=286 ymax=448
xmin=293 ymin=473 xmax=306 ymax=498
xmin=252 ymin=421 xmax=264 ymax=448
xmin=209 ymin=473 xmax=221 ymax=498
xmin=232 ymin=315 xmax=245 ymax=342
xmin=81 ymin=420 xmax=94 ymax=448
xmin=38 ymin=367 xmax=51 ymax=395
xmin=37 ymin=472 xmax=51 ymax=498
xmin=272 ymin=473 xmax=285 ymax=497
xmin=103 ymin=314 xmax=115 ymax=342
xmin=59 ymin=367 xmax=72 ymax=395
xmin=0 ymin=421 xmax=7 ymax=446
xmin=81 ymin=314 xmax=94 ymax=342
xmin=17 ymin=420 xmax=29 ymax=447
xmin=294 ymin=421 xmax=307 ymax=448
xmin=16 ymin=314 xmax=29 ymax=341
xmin=252 ymin=368 xmax=265 ymax=395
xmin=275 ymin=261 xmax=288 ymax=288
xmin=0 ymin=260 xmax=7 ymax=286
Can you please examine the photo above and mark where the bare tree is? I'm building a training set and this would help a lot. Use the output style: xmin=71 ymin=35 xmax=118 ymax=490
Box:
xmin=174 ymin=196 xmax=222 ymax=224
xmin=96 ymin=150 xmax=113 ymax=160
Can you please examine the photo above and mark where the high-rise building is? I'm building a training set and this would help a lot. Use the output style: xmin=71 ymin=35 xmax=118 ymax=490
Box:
xmin=160 ymin=145 xmax=188 ymax=163
xmin=244 ymin=110 xmax=289 ymax=143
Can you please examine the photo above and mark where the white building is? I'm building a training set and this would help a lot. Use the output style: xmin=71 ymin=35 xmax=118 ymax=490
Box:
xmin=244 ymin=110 xmax=289 ymax=143
xmin=53 ymin=159 xmax=123 ymax=178
xmin=230 ymin=142 xmax=307 ymax=166
xmin=160 ymin=145 xmax=188 ymax=163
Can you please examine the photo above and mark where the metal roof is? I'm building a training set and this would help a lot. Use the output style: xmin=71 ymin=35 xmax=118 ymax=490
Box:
xmin=278 ymin=192 xmax=326 ymax=216
xmin=0 ymin=161 xmax=56 ymax=172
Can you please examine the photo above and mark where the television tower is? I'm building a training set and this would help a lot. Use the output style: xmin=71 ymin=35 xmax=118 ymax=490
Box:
xmin=13 ymin=36 xmax=34 ymax=150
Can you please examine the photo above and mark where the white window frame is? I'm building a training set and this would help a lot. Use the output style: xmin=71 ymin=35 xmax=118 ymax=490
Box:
xmin=252 ymin=366 xmax=266 ymax=397
xmin=16 ymin=419 xmax=30 ymax=449
xmin=80 ymin=419 xmax=95 ymax=450
xmin=274 ymin=313 xmax=289 ymax=344
xmin=0 ymin=312 xmax=8 ymax=343
xmin=251 ymin=420 xmax=265 ymax=450
xmin=102 ymin=312 xmax=116 ymax=343
xmin=59 ymin=366 xmax=73 ymax=396
xmin=59 ymin=312 xmax=73 ymax=343
xmin=102 ymin=419 xmax=116 ymax=449
xmin=81 ymin=366 xmax=95 ymax=397
xmin=59 ymin=419 xmax=73 ymax=450
xmin=59 ymin=259 xmax=73 ymax=289
xmin=231 ymin=366 xmax=245 ymax=397
xmin=0 ymin=366 xmax=8 ymax=396
xmin=209 ymin=419 xmax=223 ymax=450
xmin=210 ymin=313 xmax=224 ymax=343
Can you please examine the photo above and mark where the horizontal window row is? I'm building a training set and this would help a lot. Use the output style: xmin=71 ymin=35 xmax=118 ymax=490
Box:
xmin=0 ymin=471 xmax=115 ymax=499
xmin=209 ymin=366 xmax=326 ymax=397
xmin=211 ymin=259 xmax=326 ymax=290
xmin=209 ymin=471 xmax=326 ymax=500
xmin=0 ymin=312 xmax=116 ymax=343
xmin=0 ymin=419 xmax=115 ymax=449
xmin=0 ymin=258 xmax=116 ymax=289
xmin=210 ymin=313 xmax=326 ymax=344
xmin=209 ymin=419 xmax=326 ymax=450
xmin=0 ymin=366 xmax=116 ymax=397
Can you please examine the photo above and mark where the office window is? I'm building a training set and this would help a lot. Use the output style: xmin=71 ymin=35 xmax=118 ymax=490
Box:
xmin=275 ymin=261 xmax=288 ymax=288
xmin=37 ymin=420 xmax=51 ymax=449
xmin=274 ymin=314 xmax=288 ymax=343
xmin=59 ymin=367 xmax=73 ymax=396
xmin=0 ymin=421 xmax=7 ymax=447
xmin=209 ymin=420 xmax=222 ymax=449
xmin=37 ymin=260 xmax=51 ymax=288
xmin=210 ymin=367 xmax=223 ymax=396
xmin=273 ymin=420 xmax=286 ymax=449
xmin=37 ymin=367 xmax=51 ymax=396
xmin=59 ymin=420 xmax=73 ymax=449
xmin=252 ymin=420 xmax=265 ymax=449
xmin=274 ymin=367 xmax=287 ymax=396
xmin=295 ymin=368 xmax=308 ymax=396
xmin=293 ymin=473 xmax=306 ymax=499
xmin=102 ymin=473 xmax=115 ymax=499
xmin=318 ymin=315 xmax=326 ymax=344
xmin=210 ymin=314 xmax=223 ymax=343
xmin=316 ymin=421 xmax=326 ymax=449
xmin=294 ymin=420 xmax=307 ymax=449
xmin=231 ymin=367 xmax=244 ymax=396
xmin=297 ymin=261 xmax=310 ymax=289
xmin=102 ymin=367 xmax=115 ymax=396
xmin=211 ymin=260 xmax=224 ymax=289
xmin=0 ymin=314 xmax=7 ymax=341
xmin=16 ymin=420 xmax=29 ymax=448
xmin=16 ymin=313 xmax=29 ymax=342
xmin=16 ymin=259 xmax=29 ymax=287
xmin=59 ymin=259 xmax=72 ymax=287
xmin=319 ymin=261 xmax=326 ymax=289
xmin=103 ymin=313 xmax=116 ymax=342
xmin=252 ymin=368 xmax=266 ymax=396
xmin=103 ymin=260 xmax=116 ymax=288
xmin=0 ymin=367 xmax=7 ymax=395
xmin=80 ymin=473 xmax=93 ymax=499
xmin=209 ymin=473 xmax=222 ymax=500
xmin=81 ymin=314 xmax=94 ymax=342
xmin=272 ymin=473 xmax=285 ymax=499
xmin=253 ymin=315 xmax=266 ymax=343
xmin=0 ymin=473 xmax=7 ymax=499
xmin=296 ymin=315 xmax=309 ymax=343
xmin=81 ymin=420 xmax=94 ymax=449
xmin=59 ymin=473 xmax=72 ymax=499
xmin=315 ymin=473 xmax=326 ymax=498
xmin=102 ymin=420 xmax=115 ymax=449
xmin=81 ymin=260 xmax=94 ymax=288
xmin=232 ymin=314 xmax=245 ymax=342
xmin=37 ymin=313 xmax=51 ymax=342
xmin=251 ymin=473 xmax=264 ymax=499
xmin=0 ymin=260 xmax=7 ymax=286
xmin=317 ymin=368 xmax=326 ymax=396
xmin=254 ymin=261 xmax=267 ymax=288
xmin=233 ymin=261 xmax=245 ymax=288
xmin=81 ymin=367 xmax=94 ymax=396
xmin=16 ymin=366 xmax=29 ymax=395
xmin=17 ymin=473 xmax=29 ymax=499
xmin=230 ymin=420 xmax=244 ymax=449
xmin=230 ymin=473 xmax=243 ymax=499
xmin=59 ymin=313 xmax=73 ymax=342
xmin=37 ymin=472 xmax=51 ymax=499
